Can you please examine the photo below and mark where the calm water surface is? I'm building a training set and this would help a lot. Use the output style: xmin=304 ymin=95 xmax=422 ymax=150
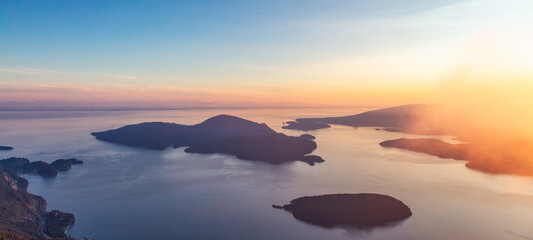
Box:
xmin=1 ymin=108 xmax=532 ymax=240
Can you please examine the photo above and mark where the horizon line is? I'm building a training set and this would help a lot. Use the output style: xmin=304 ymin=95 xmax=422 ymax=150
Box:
xmin=0 ymin=105 xmax=389 ymax=112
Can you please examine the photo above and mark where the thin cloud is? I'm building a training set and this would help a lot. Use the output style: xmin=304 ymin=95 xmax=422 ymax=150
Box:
xmin=0 ymin=67 xmax=40 ymax=74
xmin=100 ymin=73 xmax=137 ymax=79
xmin=0 ymin=66 xmax=137 ymax=79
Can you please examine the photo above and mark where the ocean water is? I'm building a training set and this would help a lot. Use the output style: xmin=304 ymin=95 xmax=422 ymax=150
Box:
xmin=0 ymin=108 xmax=532 ymax=240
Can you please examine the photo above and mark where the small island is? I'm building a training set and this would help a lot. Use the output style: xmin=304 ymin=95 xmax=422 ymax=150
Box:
xmin=276 ymin=193 xmax=412 ymax=229
xmin=0 ymin=146 xmax=14 ymax=151
xmin=0 ymin=157 xmax=84 ymax=178
xmin=92 ymin=115 xmax=325 ymax=166
xmin=282 ymin=121 xmax=331 ymax=131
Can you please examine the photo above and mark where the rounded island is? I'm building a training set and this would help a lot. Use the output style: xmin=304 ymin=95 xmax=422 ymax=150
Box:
xmin=279 ymin=193 xmax=412 ymax=228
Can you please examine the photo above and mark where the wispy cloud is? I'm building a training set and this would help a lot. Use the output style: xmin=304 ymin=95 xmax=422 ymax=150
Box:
xmin=0 ymin=67 xmax=137 ymax=79
xmin=102 ymin=74 xmax=137 ymax=79
xmin=0 ymin=67 xmax=41 ymax=74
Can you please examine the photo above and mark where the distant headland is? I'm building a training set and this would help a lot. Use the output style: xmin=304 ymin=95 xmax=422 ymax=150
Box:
xmin=380 ymin=138 xmax=533 ymax=176
xmin=92 ymin=115 xmax=325 ymax=165
xmin=286 ymin=104 xmax=533 ymax=176
xmin=283 ymin=104 xmax=444 ymax=134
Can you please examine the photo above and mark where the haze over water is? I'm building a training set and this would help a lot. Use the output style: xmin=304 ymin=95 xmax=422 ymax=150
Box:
xmin=1 ymin=108 xmax=531 ymax=240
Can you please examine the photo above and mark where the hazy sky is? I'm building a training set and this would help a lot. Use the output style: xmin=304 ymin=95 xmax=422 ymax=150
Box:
xmin=1 ymin=0 xmax=532 ymax=109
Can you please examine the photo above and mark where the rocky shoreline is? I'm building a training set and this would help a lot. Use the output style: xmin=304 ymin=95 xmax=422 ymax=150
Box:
xmin=0 ymin=157 xmax=82 ymax=239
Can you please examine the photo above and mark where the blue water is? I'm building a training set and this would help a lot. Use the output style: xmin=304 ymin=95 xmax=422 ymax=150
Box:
xmin=1 ymin=109 xmax=532 ymax=240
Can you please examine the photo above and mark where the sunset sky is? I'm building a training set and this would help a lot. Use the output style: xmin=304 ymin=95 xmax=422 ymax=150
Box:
xmin=1 ymin=0 xmax=532 ymax=109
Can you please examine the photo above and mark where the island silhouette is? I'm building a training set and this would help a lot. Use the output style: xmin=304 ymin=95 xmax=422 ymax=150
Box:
xmin=380 ymin=138 xmax=533 ymax=176
xmin=282 ymin=121 xmax=331 ymax=131
xmin=0 ymin=146 xmax=14 ymax=151
xmin=275 ymin=193 xmax=412 ymax=230
xmin=0 ymin=157 xmax=83 ymax=178
xmin=92 ymin=115 xmax=325 ymax=165
xmin=284 ymin=104 xmax=443 ymax=134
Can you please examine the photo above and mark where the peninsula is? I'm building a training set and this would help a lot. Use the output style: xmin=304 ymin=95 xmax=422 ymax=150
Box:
xmin=380 ymin=138 xmax=468 ymax=160
xmin=0 ymin=157 xmax=81 ymax=239
xmin=283 ymin=104 xmax=445 ymax=134
xmin=380 ymin=138 xmax=533 ymax=176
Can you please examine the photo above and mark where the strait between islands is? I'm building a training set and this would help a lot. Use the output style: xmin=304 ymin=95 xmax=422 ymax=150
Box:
xmin=93 ymin=114 xmax=413 ymax=231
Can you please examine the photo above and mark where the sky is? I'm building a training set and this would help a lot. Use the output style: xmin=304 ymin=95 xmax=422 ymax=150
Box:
xmin=1 ymin=0 xmax=533 ymax=110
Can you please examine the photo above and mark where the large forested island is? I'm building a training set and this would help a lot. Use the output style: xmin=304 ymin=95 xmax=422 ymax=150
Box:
xmin=0 ymin=157 xmax=82 ymax=239
xmin=92 ymin=115 xmax=324 ymax=165
xmin=277 ymin=193 xmax=412 ymax=229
